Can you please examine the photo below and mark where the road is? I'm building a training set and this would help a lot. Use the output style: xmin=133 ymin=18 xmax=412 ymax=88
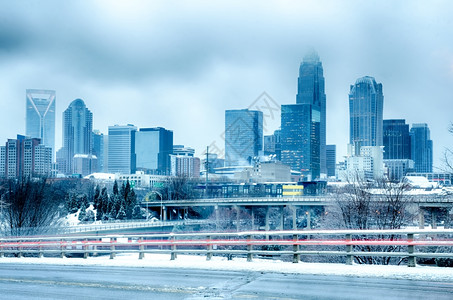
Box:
xmin=0 ymin=264 xmax=452 ymax=299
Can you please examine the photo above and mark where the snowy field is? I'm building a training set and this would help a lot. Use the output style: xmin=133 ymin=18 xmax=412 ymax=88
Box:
xmin=1 ymin=253 xmax=452 ymax=282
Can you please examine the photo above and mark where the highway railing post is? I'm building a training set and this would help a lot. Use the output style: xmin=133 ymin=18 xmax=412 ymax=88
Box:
xmin=93 ymin=238 xmax=98 ymax=257
xmin=206 ymin=235 xmax=212 ymax=261
xmin=345 ymin=234 xmax=353 ymax=265
xmin=139 ymin=237 xmax=144 ymax=260
xmin=247 ymin=234 xmax=253 ymax=262
xmin=407 ymin=233 xmax=416 ymax=267
xmin=110 ymin=238 xmax=116 ymax=259
xmin=83 ymin=238 xmax=88 ymax=259
xmin=292 ymin=234 xmax=299 ymax=263
xmin=17 ymin=240 xmax=22 ymax=258
xmin=38 ymin=240 xmax=43 ymax=258
xmin=60 ymin=239 xmax=65 ymax=258
xmin=170 ymin=236 xmax=177 ymax=260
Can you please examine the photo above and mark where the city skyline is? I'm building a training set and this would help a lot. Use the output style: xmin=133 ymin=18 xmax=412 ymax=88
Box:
xmin=0 ymin=1 xmax=452 ymax=169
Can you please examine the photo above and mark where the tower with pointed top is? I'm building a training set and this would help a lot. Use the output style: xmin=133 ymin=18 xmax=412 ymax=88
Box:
xmin=296 ymin=51 xmax=326 ymax=176
xmin=25 ymin=89 xmax=56 ymax=160
xmin=281 ymin=51 xmax=325 ymax=180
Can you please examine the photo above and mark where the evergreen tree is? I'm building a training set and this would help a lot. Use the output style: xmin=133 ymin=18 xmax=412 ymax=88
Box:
xmin=113 ymin=180 xmax=119 ymax=196
xmin=78 ymin=201 xmax=87 ymax=222
xmin=98 ymin=187 xmax=109 ymax=221
xmin=85 ymin=210 xmax=95 ymax=222
xmin=66 ymin=193 xmax=79 ymax=214
xmin=116 ymin=205 xmax=126 ymax=220
xmin=93 ymin=185 xmax=101 ymax=210
xmin=126 ymin=189 xmax=137 ymax=219
xmin=132 ymin=204 xmax=146 ymax=219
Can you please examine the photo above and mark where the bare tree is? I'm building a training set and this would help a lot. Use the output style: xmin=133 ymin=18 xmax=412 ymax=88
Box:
xmin=158 ymin=176 xmax=200 ymax=200
xmin=0 ymin=177 xmax=63 ymax=236
xmin=321 ymin=175 xmax=414 ymax=265
xmin=441 ymin=122 xmax=453 ymax=172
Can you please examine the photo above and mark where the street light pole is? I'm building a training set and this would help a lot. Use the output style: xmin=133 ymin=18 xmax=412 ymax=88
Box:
xmin=154 ymin=191 xmax=163 ymax=221
xmin=205 ymin=146 xmax=209 ymax=198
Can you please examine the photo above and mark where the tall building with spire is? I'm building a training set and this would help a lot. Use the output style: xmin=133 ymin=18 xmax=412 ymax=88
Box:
xmin=281 ymin=51 xmax=324 ymax=180
xmin=349 ymin=76 xmax=384 ymax=155
xmin=25 ymin=89 xmax=56 ymax=159
xmin=296 ymin=51 xmax=327 ymax=176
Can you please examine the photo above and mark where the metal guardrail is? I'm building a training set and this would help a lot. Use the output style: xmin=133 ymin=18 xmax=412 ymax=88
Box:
xmin=3 ymin=220 xmax=211 ymax=236
xmin=1 ymin=229 xmax=452 ymax=267
xmin=141 ymin=194 xmax=453 ymax=207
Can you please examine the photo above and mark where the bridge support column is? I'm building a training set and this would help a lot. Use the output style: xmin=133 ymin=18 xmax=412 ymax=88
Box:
xmin=163 ymin=206 xmax=167 ymax=221
xmin=215 ymin=205 xmax=219 ymax=231
xmin=431 ymin=209 xmax=437 ymax=229
xmin=251 ymin=207 xmax=255 ymax=230
xmin=306 ymin=210 xmax=311 ymax=230
xmin=279 ymin=206 xmax=284 ymax=231
xmin=418 ymin=207 xmax=425 ymax=229
xmin=265 ymin=206 xmax=270 ymax=240
xmin=235 ymin=206 xmax=240 ymax=232
xmin=292 ymin=205 xmax=298 ymax=230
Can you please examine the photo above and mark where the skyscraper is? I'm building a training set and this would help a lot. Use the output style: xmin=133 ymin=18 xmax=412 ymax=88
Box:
xmin=349 ymin=76 xmax=384 ymax=155
xmin=25 ymin=89 xmax=56 ymax=159
xmin=58 ymin=99 xmax=93 ymax=175
xmin=92 ymin=130 xmax=104 ymax=172
xmin=224 ymin=109 xmax=263 ymax=166
xmin=135 ymin=127 xmax=173 ymax=175
xmin=296 ymin=51 xmax=326 ymax=175
xmin=0 ymin=135 xmax=52 ymax=179
xmin=108 ymin=124 xmax=137 ymax=174
xmin=410 ymin=123 xmax=433 ymax=173
xmin=326 ymin=145 xmax=336 ymax=177
xmin=263 ymin=129 xmax=281 ymax=161
xmin=281 ymin=104 xmax=320 ymax=180
xmin=383 ymin=119 xmax=411 ymax=160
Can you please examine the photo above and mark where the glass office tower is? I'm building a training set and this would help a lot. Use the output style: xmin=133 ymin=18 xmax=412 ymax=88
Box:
xmin=383 ymin=119 xmax=411 ymax=160
xmin=349 ymin=76 xmax=384 ymax=156
xmin=25 ymin=89 xmax=56 ymax=159
xmin=296 ymin=51 xmax=326 ymax=175
xmin=60 ymin=99 xmax=93 ymax=174
xmin=135 ymin=127 xmax=173 ymax=175
xmin=410 ymin=123 xmax=433 ymax=173
xmin=225 ymin=109 xmax=263 ymax=166
xmin=108 ymin=124 xmax=137 ymax=174
xmin=281 ymin=104 xmax=320 ymax=180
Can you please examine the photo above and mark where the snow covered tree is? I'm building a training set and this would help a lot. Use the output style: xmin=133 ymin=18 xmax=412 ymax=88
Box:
xmin=78 ymin=201 xmax=87 ymax=222
xmin=116 ymin=205 xmax=126 ymax=220
xmin=84 ymin=209 xmax=95 ymax=222
xmin=66 ymin=193 xmax=79 ymax=214
xmin=132 ymin=204 xmax=146 ymax=219
xmin=93 ymin=185 xmax=101 ymax=211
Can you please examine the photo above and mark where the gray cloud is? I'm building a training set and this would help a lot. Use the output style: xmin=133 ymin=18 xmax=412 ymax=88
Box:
xmin=0 ymin=0 xmax=452 ymax=168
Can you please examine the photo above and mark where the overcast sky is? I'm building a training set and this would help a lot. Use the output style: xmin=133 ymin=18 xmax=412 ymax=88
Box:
xmin=1 ymin=0 xmax=452 ymax=169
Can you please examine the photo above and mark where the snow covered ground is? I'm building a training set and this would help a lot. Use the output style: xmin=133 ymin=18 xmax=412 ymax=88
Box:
xmin=1 ymin=253 xmax=452 ymax=282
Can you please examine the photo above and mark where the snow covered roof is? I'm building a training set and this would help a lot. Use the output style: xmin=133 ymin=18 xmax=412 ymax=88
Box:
xmin=404 ymin=176 xmax=438 ymax=189
xmin=84 ymin=173 xmax=118 ymax=180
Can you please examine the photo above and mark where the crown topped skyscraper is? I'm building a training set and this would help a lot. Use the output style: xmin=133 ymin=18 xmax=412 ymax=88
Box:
xmin=349 ymin=76 xmax=384 ymax=155
xmin=281 ymin=50 xmax=326 ymax=180
xmin=296 ymin=50 xmax=327 ymax=176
